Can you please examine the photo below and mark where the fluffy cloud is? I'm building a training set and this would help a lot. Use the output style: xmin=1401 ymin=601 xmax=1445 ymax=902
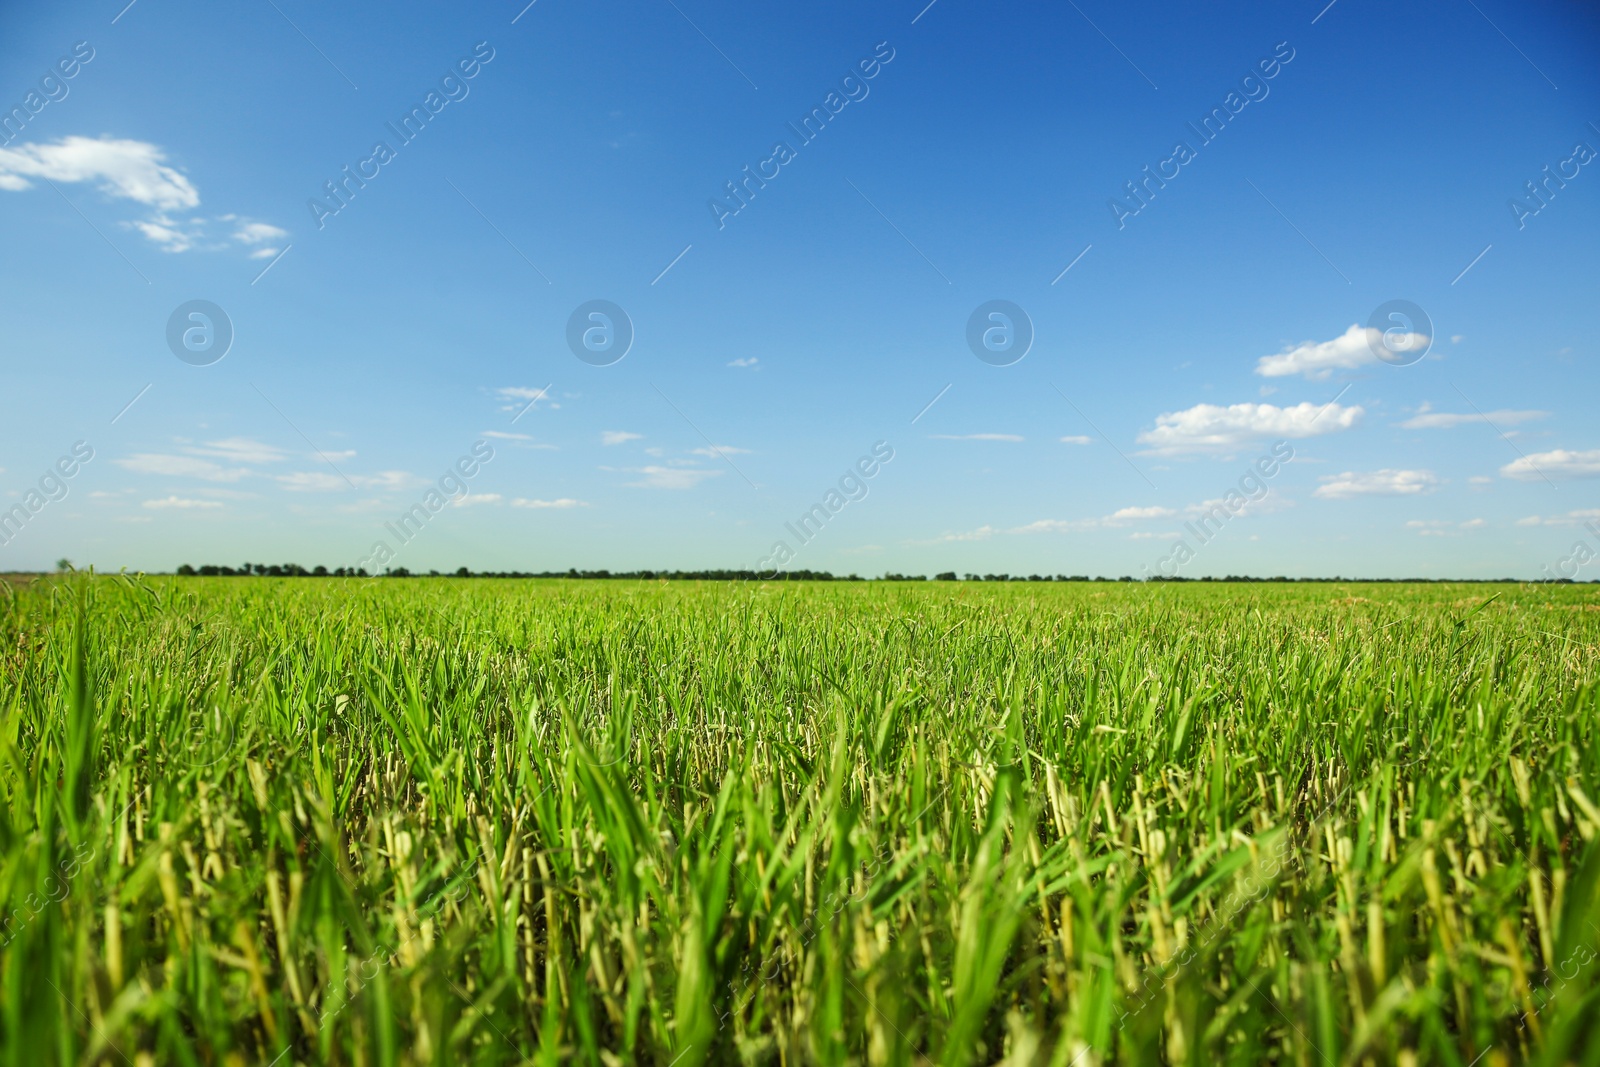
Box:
xmin=1501 ymin=449 xmax=1600 ymax=481
xmin=451 ymin=493 xmax=503 ymax=506
xmin=0 ymin=136 xmax=286 ymax=253
xmin=1314 ymin=469 xmax=1439 ymax=499
xmin=511 ymin=497 xmax=589 ymax=509
xmin=232 ymin=221 xmax=287 ymax=245
xmin=0 ymin=135 xmax=197 ymax=209
xmin=601 ymin=431 xmax=643 ymax=446
xmin=1138 ymin=401 xmax=1362 ymax=455
xmin=1255 ymin=324 xmax=1427 ymax=380
xmin=1399 ymin=403 xmax=1548 ymax=430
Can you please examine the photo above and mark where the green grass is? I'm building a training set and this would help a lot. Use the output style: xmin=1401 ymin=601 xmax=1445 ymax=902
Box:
xmin=2 ymin=575 xmax=1599 ymax=1065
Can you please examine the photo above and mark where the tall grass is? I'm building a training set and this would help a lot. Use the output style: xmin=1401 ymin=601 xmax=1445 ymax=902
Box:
xmin=1 ymin=575 xmax=1597 ymax=1064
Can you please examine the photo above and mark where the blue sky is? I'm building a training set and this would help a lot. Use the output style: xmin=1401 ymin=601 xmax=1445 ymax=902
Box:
xmin=2 ymin=0 xmax=1597 ymax=578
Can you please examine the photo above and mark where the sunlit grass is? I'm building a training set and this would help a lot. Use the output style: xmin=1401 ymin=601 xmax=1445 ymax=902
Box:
xmin=1 ymin=575 xmax=1597 ymax=1065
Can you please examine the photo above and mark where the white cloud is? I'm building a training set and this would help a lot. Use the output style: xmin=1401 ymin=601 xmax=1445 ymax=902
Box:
xmin=232 ymin=221 xmax=287 ymax=245
xmin=1314 ymin=469 xmax=1439 ymax=499
xmin=1009 ymin=519 xmax=1095 ymax=535
xmin=621 ymin=466 xmax=722 ymax=490
xmin=0 ymin=137 xmax=287 ymax=254
xmin=1255 ymin=323 xmax=1426 ymax=380
xmin=132 ymin=217 xmax=196 ymax=252
xmin=186 ymin=437 xmax=287 ymax=464
xmin=482 ymin=431 xmax=531 ymax=440
xmin=0 ymin=136 xmax=198 ymax=209
xmin=450 ymin=493 xmax=503 ymax=506
xmin=727 ymin=357 xmax=759 ymax=367
xmin=1399 ymin=403 xmax=1548 ymax=429
xmin=1406 ymin=518 xmax=1484 ymax=537
xmin=511 ymin=497 xmax=589 ymax=509
xmin=601 ymin=431 xmax=642 ymax=446
xmin=273 ymin=472 xmax=345 ymax=492
xmin=1106 ymin=505 xmax=1175 ymax=523
xmin=1059 ymin=435 xmax=1093 ymax=445
xmin=273 ymin=470 xmax=413 ymax=492
xmin=1011 ymin=505 xmax=1175 ymax=534
xmin=115 ymin=453 xmax=250 ymax=482
xmin=1516 ymin=509 xmax=1600 ymax=528
xmin=496 ymin=386 xmax=557 ymax=412
xmin=1502 ymin=449 xmax=1600 ymax=481
xmin=909 ymin=525 xmax=1000 ymax=544
xmin=929 ymin=433 xmax=1024 ymax=442
xmin=1138 ymin=401 xmax=1362 ymax=455
xmin=1129 ymin=531 xmax=1182 ymax=540
xmin=689 ymin=444 xmax=750 ymax=458
xmin=142 ymin=495 xmax=222 ymax=510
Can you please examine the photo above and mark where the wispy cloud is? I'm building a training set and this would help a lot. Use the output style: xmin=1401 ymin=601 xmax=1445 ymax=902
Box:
xmin=511 ymin=497 xmax=589 ymax=509
xmin=1399 ymin=402 xmax=1548 ymax=430
xmin=142 ymin=495 xmax=223 ymax=510
xmin=185 ymin=437 xmax=288 ymax=464
xmin=1502 ymin=449 xmax=1600 ymax=481
xmin=115 ymin=453 xmax=250 ymax=482
xmin=929 ymin=433 xmax=1024 ymax=442
xmin=620 ymin=466 xmax=722 ymax=490
xmin=601 ymin=430 xmax=643 ymax=446
xmin=274 ymin=470 xmax=414 ymax=492
xmin=1315 ymin=469 xmax=1439 ymax=499
xmin=496 ymin=386 xmax=558 ymax=413
xmin=1406 ymin=518 xmax=1484 ymax=536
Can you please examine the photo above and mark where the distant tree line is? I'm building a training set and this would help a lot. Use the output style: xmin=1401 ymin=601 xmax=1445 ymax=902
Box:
xmin=170 ymin=563 xmax=1592 ymax=583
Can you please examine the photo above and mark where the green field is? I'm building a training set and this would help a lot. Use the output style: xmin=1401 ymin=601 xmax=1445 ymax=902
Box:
xmin=2 ymin=576 xmax=1599 ymax=1066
